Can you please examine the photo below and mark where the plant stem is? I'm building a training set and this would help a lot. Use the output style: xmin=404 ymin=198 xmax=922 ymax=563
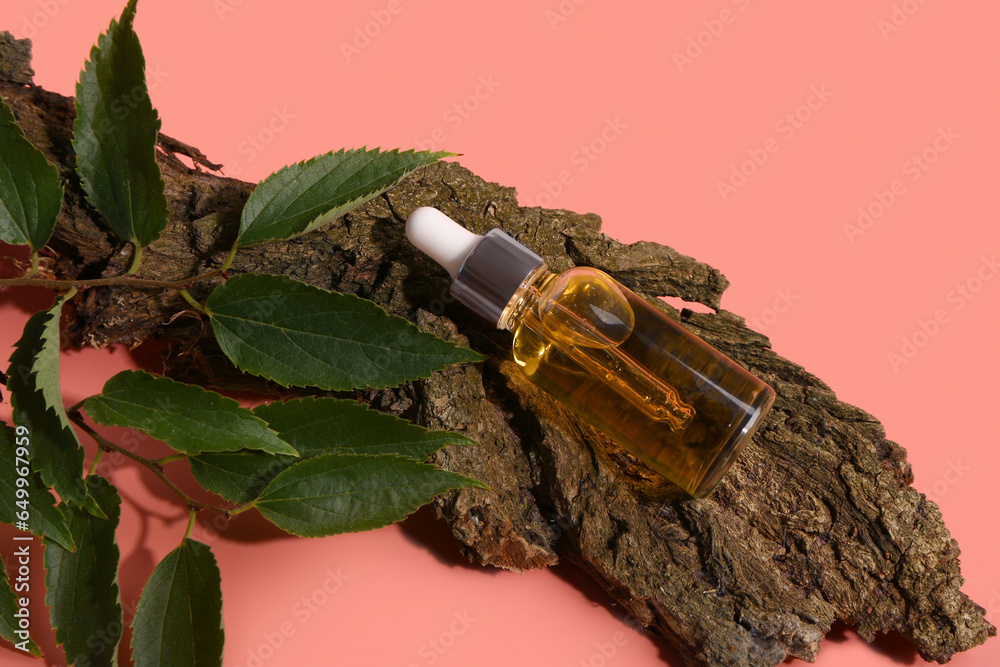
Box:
xmin=29 ymin=252 xmax=40 ymax=276
xmin=183 ymin=508 xmax=196 ymax=542
xmin=220 ymin=243 xmax=239 ymax=272
xmin=178 ymin=288 xmax=207 ymax=313
xmin=71 ymin=415 xmax=242 ymax=518
xmin=127 ymin=244 xmax=143 ymax=275
xmin=156 ymin=453 xmax=189 ymax=465
xmin=86 ymin=449 xmax=104 ymax=478
xmin=0 ymin=267 xmax=225 ymax=290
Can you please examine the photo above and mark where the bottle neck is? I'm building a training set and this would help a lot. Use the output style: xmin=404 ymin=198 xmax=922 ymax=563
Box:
xmin=497 ymin=264 xmax=553 ymax=331
xmin=450 ymin=228 xmax=546 ymax=326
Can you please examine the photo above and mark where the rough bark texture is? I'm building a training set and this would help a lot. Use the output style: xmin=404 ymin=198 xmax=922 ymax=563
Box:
xmin=2 ymin=34 xmax=994 ymax=666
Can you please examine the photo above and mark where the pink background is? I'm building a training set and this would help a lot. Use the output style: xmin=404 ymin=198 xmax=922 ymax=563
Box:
xmin=2 ymin=0 xmax=998 ymax=665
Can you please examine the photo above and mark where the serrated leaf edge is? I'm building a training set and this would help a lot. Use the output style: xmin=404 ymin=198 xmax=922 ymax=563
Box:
xmin=83 ymin=370 xmax=299 ymax=457
xmin=130 ymin=538 xmax=224 ymax=667
xmin=251 ymin=452 xmax=487 ymax=538
xmin=43 ymin=477 xmax=122 ymax=667
xmin=0 ymin=97 xmax=65 ymax=252
xmin=237 ymin=147 xmax=455 ymax=246
xmin=71 ymin=0 xmax=168 ymax=248
xmin=206 ymin=273 xmax=484 ymax=391
xmin=252 ymin=395 xmax=478 ymax=458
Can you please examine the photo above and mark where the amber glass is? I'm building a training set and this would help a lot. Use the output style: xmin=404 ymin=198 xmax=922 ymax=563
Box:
xmin=503 ymin=266 xmax=775 ymax=497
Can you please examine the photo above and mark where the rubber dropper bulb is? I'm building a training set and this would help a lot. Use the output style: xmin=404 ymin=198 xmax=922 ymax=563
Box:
xmin=405 ymin=207 xmax=482 ymax=278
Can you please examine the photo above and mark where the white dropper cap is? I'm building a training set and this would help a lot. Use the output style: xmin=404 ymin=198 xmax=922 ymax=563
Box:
xmin=405 ymin=206 xmax=545 ymax=325
xmin=405 ymin=207 xmax=482 ymax=278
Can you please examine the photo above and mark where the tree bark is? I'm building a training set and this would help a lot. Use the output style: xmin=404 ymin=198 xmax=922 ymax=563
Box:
xmin=2 ymin=33 xmax=995 ymax=667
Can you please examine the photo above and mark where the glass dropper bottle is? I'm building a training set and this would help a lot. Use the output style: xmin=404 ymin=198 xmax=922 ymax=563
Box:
xmin=406 ymin=207 xmax=775 ymax=498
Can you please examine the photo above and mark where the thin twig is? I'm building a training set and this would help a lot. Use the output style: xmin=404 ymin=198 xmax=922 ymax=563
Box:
xmin=0 ymin=267 xmax=226 ymax=290
xmin=71 ymin=414 xmax=242 ymax=518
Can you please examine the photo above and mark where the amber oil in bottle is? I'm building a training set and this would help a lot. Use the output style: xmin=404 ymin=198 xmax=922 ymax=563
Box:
xmin=501 ymin=265 xmax=775 ymax=497
xmin=405 ymin=207 xmax=776 ymax=498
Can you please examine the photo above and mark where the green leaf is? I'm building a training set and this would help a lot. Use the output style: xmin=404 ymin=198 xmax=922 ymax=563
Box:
xmin=0 ymin=419 xmax=75 ymax=551
xmin=0 ymin=96 xmax=64 ymax=251
xmin=72 ymin=0 xmax=168 ymax=248
xmin=1 ymin=555 xmax=43 ymax=657
xmin=253 ymin=453 xmax=485 ymax=537
xmin=206 ymin=273 xmax=483 ymax=390
xmin=131 ymin=539 xmax=223 ymax=667
xmin=83 ymin=370 xmax=298 ymax=456
xmin=254 ymin=396 xmax=475 ymax=460
xmin=189 ymin=396 xmax=476 ymax=504
xmin=237 ymin=147 xmax=453 ymax=247
xmin=44 ymin=476 xmax=122 ymax=667
xmin=189 ymin=450 xmax=296 ymax=505
xmin=5 ymin=290 xmax=102 ymax=516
